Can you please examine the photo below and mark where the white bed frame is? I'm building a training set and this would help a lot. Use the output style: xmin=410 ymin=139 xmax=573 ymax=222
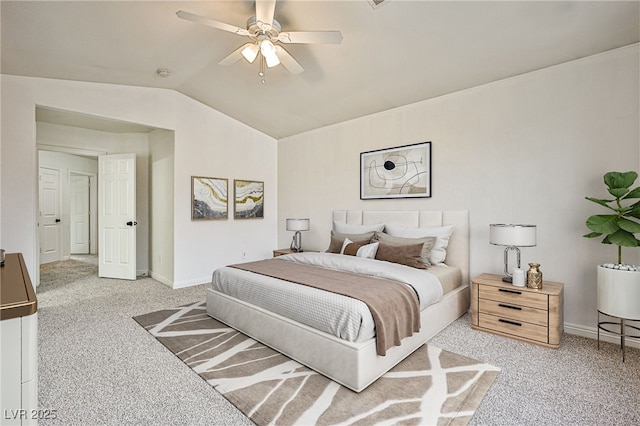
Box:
xmin=206 ymin=210 xmax=470 ymax=392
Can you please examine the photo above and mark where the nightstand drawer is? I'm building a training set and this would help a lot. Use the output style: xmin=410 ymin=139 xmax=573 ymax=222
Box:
xmin=479 ymin=285 xmax=548 ymax=310
xmin=479 ymin=313 xmax=548 ymax=344
xmin=478 ymin=299 xmax=548 ymax=327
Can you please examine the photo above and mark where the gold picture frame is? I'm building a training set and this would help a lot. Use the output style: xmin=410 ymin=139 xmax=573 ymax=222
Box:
xmin=191 ymin=176 xmax=228 ymax=220
xmin=234 ymin=179 xmax=264 ymax=219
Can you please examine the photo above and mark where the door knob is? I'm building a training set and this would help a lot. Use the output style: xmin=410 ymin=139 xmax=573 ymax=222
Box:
xmin=126 ymin=221 xmax=138 ymax=226
xmin=55 ymin=219 xmax=61 ymax=223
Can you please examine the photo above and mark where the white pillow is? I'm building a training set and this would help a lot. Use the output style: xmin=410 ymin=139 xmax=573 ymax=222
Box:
xmin=340 ymin=238 xmax=380 ymax=259
xmin=333 ymin=221 xmax=385 ymax=234
xmin=383 ymin=224 xmax=455 ymax=265
xmin=339 ymin=237 xmax=353 ymax=254
xmin=357 ymin=241 xmax=379 ymax=259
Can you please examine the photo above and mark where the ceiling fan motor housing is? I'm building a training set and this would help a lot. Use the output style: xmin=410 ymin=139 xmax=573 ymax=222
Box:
xmin=246 ymin=16 xmax=281 ymax=40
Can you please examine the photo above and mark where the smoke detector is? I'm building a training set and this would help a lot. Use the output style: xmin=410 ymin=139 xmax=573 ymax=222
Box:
xmin=156 ymin=68 xmax=171 ymax=78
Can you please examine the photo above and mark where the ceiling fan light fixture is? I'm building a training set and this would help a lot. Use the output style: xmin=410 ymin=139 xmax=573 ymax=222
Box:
xmin=241 ymin=43 xmax=259 ymax=63
xmin=259 ymin=39 xmax=275 ymax=56
xmin=264 ymin=52 xmax=280 ymax=68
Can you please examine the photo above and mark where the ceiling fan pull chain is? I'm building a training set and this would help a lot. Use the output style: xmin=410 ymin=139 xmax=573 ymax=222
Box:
xmin=259 ymin=55 xmax=266 ymax=85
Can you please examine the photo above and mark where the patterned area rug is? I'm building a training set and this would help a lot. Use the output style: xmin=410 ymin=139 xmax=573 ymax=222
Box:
xmin=134 ymin=302 xmax=499 ymax=425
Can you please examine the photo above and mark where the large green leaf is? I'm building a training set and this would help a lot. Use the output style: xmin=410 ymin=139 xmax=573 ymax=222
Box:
xmin=605 ymin=171 xmax=638 ymax=190
xmin=586 ymin=215 xmax=620 ymax=234
xmin=608 ymin=187 xmax=630 ymax=198
xmin=628 ymin=202 xmax=640 ymax=219
xmin=618 ymin=217 xmax=640 ymax=233
xmin=607 ymin=229 xmax=640 ymax=247
xmin=583 ymin=232 xmax=602 ymax=238
xmin=623 ymin=186 xmax=640 ymax=199
xmin=585 ymin=197 xmax=616 ymax=210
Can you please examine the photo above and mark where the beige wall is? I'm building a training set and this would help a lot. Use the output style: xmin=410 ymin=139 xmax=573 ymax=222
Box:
xmin=277 ymin=45 xmax=640 ymax=336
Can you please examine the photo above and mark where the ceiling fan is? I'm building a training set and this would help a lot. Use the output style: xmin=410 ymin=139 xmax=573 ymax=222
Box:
xmin=176 ymin=0 xmax=343 ymax=79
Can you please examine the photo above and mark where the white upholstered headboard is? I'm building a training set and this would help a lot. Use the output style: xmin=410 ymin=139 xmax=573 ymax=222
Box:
xmin=332 ymin=210 xmax=470 ymax=285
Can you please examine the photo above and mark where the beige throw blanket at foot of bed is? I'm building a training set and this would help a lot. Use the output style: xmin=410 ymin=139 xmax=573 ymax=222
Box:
xmin=229 ymin=259 xmax=420 ymax=356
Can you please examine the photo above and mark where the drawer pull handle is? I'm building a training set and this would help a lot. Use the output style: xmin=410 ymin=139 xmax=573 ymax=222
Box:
xmin=499 ymin=289 xmax=522 ymax=295
xmin=498 ymin=318 xmax=522 ymax=327
xmin=498 ymin=303 xmax=522 ymax=311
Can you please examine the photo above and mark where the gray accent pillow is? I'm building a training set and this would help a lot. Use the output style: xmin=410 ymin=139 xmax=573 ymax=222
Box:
xmin=373 ymin=232 xmax=436 ymax=267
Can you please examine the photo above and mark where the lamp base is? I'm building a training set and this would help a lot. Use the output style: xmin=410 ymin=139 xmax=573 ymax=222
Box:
xmin=502 ymin=276 xmax=513 ymax=283
xmin=290 ymin=231 xmax=303 ymax=253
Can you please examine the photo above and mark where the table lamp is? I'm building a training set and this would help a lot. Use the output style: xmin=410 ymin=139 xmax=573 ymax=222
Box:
xmin=286 ymin=218 xmax=310 ymax=252
xmin=489 ymin=224 xmax=537 ymax=283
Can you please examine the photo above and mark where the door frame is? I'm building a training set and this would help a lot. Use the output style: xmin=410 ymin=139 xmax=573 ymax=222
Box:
xmin=69 ymin=171 xmax=98 ymax=255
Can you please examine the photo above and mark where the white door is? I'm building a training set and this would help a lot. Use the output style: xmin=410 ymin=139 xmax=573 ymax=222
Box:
xmin=70 ymin=174 xmax=90 ymax=254
xmin=98 ymin=154 xmax=136 ymax=280
xmin=39 ymin=167 xmax=61 ymax=264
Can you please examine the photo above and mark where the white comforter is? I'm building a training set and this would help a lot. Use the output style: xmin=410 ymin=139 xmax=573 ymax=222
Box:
xmin=209 ymin=252 xmax=444 ymax=343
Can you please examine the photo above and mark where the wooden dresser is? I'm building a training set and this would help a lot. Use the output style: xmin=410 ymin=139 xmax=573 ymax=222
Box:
xmin=1 ymin=253 xmax=38 ymax=425
xmin=471 ymin=273 xmax=564 ymax=348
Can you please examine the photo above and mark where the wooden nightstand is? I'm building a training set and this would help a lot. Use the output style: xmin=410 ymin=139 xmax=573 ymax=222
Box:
xmin=471 ymin=273 xmax=564 ymax=348
xmin=273 ymin=248 xmax=295 ymax=257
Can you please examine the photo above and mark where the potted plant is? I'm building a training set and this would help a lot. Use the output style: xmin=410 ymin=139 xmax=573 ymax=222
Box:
xmin=584 ymin=171 xmax=640 ymax=319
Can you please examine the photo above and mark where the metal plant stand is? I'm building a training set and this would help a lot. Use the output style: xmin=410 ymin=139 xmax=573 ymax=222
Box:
xmin=597 ymin=310 xmax=640 ymax=362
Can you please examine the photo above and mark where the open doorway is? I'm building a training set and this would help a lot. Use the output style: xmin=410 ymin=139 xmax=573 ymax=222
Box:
xmin=38 ymin=151 xmax=99 ymax=266
xmin=35 ymin=106 xmax=175 ymax=289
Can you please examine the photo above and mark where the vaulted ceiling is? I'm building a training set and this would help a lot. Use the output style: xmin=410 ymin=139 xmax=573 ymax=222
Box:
xmin=2 ymin=1 xmax=639 ymax=138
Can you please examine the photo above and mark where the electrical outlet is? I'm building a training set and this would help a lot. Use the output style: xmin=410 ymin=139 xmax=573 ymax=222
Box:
xmin=241 ymin=251 xmax=247 ymax=259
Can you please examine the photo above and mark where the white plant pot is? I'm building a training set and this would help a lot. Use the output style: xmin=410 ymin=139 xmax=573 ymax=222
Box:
xmin=597 ymin=265 xmax=640 ymax=320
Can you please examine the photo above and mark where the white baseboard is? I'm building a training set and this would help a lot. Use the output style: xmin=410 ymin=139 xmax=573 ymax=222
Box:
xmin=149 ymin=272 xmax=209 ymax=289
xmin=565 ymin=321 xmax=640 ymax=349
xmin=149 ymin=271 xmax=173 ymax=288
xmin=172 ymin=276 xmax=210 ymax=289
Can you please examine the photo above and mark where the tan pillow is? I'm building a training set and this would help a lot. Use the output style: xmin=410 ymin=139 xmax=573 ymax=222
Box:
xmin=374 ymin=241 xmax=426 ymax=269
xmin=373 ymin=232 xmax=436 ymax=267
xmin=327 ymin=231 xmax=375 ymax=253
xmin=343 ymin=240 xmax=368 ymax=256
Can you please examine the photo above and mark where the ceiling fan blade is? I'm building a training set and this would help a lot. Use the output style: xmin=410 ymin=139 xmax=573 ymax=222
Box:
xmin=275 ymin=45 xmax=304 ymax=75
xmin=278 ymin=31 xmax=343 ymax=44
xmin=176 ymin=10 xmax=250 ymax=36
xmin=255 ymin=0 xmax=277 ymax=28
xmin=218 ymin=43 xmax=254 ymax=66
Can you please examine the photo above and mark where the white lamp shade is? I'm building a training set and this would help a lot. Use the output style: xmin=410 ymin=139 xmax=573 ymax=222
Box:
xmin=490 ymin=224 xmax=536 ymax=247
xmin=241 ymin=43 xmax=259 ymax=63
xmin=260 ymin=39 xmax=280 ymax=68
xmin=286 ymin=218 xmax=310 ymax=232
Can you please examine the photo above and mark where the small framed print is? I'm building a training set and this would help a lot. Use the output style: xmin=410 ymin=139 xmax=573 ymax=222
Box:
xmin=234 ymin=179 xmax=264 ymax=219
xmin=360 ymin=142 xmax=432 ymax=199
xmin=191 ymin=176 xmax=228 ymax=220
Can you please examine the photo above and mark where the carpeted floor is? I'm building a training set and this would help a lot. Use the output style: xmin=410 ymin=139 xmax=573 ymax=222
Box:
xmin=37 ymin=256 xmax=640 ymax=425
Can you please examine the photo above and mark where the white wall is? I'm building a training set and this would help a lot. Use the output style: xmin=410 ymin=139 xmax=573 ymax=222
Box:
xmin=277 ymin=45 xmax=640 ymax=334
xmin=1 ymin=75 xmax=277 ymax=288
xmin=149 ymin=128 xmax=175 ymax=286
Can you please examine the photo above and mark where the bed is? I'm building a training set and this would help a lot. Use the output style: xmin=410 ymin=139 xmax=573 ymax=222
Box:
xmin=206 ymin=210 xmax=470 ymax=392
